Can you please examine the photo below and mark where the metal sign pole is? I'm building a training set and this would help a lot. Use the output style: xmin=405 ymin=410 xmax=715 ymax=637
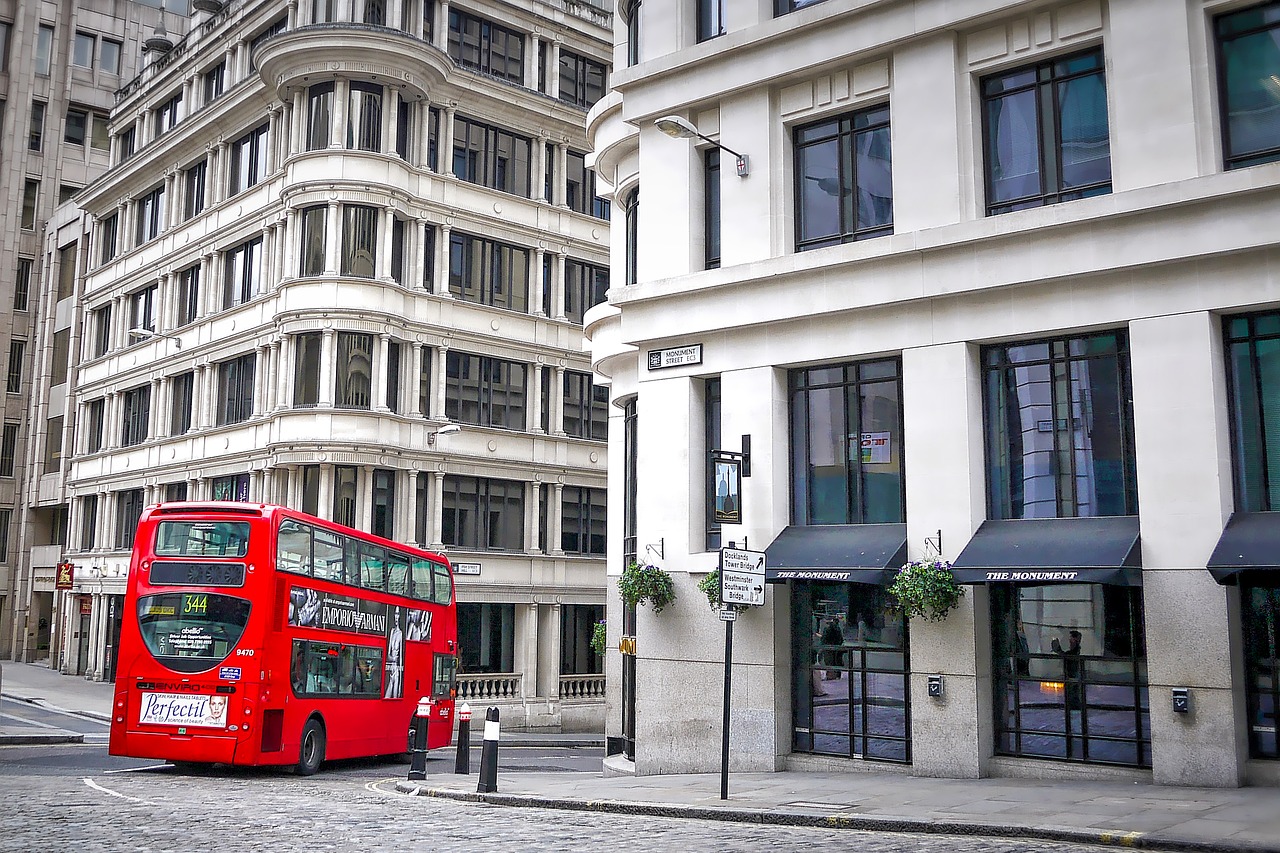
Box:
xmin=720 ymin=614 xmax=733 ymax=801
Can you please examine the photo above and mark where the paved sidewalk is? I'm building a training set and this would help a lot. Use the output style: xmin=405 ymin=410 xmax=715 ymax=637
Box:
xmin=399 ymin=767 xmax=1280 ymax=853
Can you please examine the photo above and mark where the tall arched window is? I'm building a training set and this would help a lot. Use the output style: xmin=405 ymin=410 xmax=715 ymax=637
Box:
xmin=623 ymin=187 xmax=639 ymax=286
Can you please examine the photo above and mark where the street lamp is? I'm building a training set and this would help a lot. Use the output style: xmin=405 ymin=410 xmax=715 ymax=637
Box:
xmin=427 ymin=423 xmax=461 ymax=446
xmin=129 ymin=328 xmax=183 ymax=349
xmin=654 ymin=115 xmax=750 ymax=177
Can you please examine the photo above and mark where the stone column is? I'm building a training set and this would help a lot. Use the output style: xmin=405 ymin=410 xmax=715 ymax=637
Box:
xmin=379 ymin=207 xmax=394 ymax=280
xmin=319 ymin=330 xmax=336 ymax=407
xmin=524 ymin=481 xmax=539 ymax=552
xmin=434 ymin=344 xmax=449 ymax=419
xmin=332 ymin=78 xmax=349 ymax=149
xmin=548 ymin=41 xmax=562 ymax=100
xmin=551 ymin=252 xmax=567 ymax=320
xmin=548 ymin=483 xmax=564 ymax=555
xmin=386 ymin=88 xmax=400 ymax=157
xmin=552 ymin=366 xmax=566 ymax=435
xmin=276 ymin=334 xmax=292 ymax=410
xmin=527 ymin=34 xmax=542 ymax=88
xmin=373 ymin=334 xmax=389 ymax=411
xmin=531 ymin=248 xmax=547 ymax=316
xmin=436 ymin=225 xmax=451 ymax=296
xmin=530 ymin=364 xmax=545 ymax=433
xmin=325 ymin=201 xmax=341 ymax=274
xmin=553 ymin=143 xmax=569 ymax=207
xmin=434 ymin=1 xmax=449 ymax=50
xmin=409 ymin=343 xmax=424 ymax=416
xmin=533 ymin=135 xmax=549 ymax=203
xmin=430 ymin=471 xmax=445 ymax=548
xmin=440 ymin=107 xmax=456 ymax=177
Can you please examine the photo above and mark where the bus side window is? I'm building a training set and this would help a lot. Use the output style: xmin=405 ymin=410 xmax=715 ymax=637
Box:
xmin=432 ymin=561 xmax=453 ymax=605
xmin=313 ymin=528 xmax=345 ymax=583
xmin=387 ymin=553 xmax=410 ymax=597
xmin=360 ymin=544 xmax=387 ymax=591
xmin=291 ymin=641 xmax=306 ymax=694
xmin=410 ymin=559 xmax=434 ymax=602
xmin=278 ymin=520 xmax=312 ymax=576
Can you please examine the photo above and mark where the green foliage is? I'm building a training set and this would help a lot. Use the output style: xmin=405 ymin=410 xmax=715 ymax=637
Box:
xmin=618 ymin=560 xmax=676 ymax=613
xmin=697 ymin=569 xmax=748 ymax=613
xmin=590 ymin=620 xmax=608 ymax=656
xmin=888 ymin=558 xmax=964 ymax=623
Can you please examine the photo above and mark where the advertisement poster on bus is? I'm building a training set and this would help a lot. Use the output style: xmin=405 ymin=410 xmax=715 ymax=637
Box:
xmin=137 ymin=692 xmax=228 ymax=728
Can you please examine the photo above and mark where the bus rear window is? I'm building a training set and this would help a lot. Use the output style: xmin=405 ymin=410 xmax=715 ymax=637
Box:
xmin=137 ymin=593 xmax=251 ymax=673
xmin=155 ymin=521 xmax=251 ymax=557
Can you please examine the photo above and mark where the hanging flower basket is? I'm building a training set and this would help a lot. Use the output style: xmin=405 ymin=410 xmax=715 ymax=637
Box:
xmin=618 ymin=560 xmax=676 ymax=613
xmin=590 ymin=620 xmax=608 ymax=656
xmin=888 ymin=557 xmax=964 ymax=623
xmin=697 ymin=568 xmax=748 ymax=613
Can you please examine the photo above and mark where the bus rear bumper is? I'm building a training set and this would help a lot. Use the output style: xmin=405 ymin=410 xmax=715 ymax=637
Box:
xmin=111 ymin=730 xmax=243 ymax=765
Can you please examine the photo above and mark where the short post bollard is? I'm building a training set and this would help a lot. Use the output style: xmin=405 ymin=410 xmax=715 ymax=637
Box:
xmin=454 ymin=703 xmax=472 ymax=775
xmin=407 ymin=696 xmax=432 ymax=781
xmin=476 ymin=706 xmax=500 ymax=793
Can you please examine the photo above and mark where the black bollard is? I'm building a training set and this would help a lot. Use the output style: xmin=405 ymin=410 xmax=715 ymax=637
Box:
xmin=407 ymin=696 xmax=432 ymax=781
xmin=454 ymin=702 xmax=472 ymax=775
xmin=475 ymin=706 xmax=500 ymax=793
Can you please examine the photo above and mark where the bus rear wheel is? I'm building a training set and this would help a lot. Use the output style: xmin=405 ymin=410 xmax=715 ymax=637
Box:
xmin=297 ymin=719 xmax=325 ymax=776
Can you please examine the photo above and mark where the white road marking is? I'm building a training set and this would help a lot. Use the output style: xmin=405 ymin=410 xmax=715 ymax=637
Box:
xmin=102 ymin=763 xmax=170 ymax=774
xmin=83 ymin=776 xmax=155 ymax=804
xmin=367 ymin=779 xmax=413 ymax=797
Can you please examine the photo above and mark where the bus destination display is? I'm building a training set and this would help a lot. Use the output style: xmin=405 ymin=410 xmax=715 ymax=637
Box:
xmin=150 ymin=561 xmax=246 ymax=587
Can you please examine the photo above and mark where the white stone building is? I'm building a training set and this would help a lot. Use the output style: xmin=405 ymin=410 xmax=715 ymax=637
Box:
xmin=26 ymin=0 xmax=613 ymax=732
xmin=587 ymin=0 xmax=1280 ymax=785
xmin=1 ymin=0 xmax=188 ymax=662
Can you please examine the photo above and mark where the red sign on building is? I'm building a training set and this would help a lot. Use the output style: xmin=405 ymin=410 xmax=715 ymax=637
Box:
xmin=55 ymin=562 xmax=74 ymax=590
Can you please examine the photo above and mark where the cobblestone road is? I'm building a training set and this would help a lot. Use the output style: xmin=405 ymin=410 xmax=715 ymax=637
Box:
xmin=1 ymin=751 xmax=1118 ymax=852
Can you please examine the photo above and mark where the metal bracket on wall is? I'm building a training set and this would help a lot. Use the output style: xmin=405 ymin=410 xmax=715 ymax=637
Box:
xmin=645 ymin=539 xmax=664 ymax=560
xmin=923 ymin=529 xmax=943 ymax=559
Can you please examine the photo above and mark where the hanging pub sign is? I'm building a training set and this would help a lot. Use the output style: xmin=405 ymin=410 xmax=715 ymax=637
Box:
xmin=55 ymin=562 xmax=75 ymax=590
xmin=710 ymin=451 xmax=743 ymax=525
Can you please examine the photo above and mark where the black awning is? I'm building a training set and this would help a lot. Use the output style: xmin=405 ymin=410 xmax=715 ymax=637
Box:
xmin=764 ymin=524 xmax=906 ymax=585
xmin=1207 ymin=512 xmax=1280 ymax=583
xmin=950 ymin=517 xmax=1142 ymax=585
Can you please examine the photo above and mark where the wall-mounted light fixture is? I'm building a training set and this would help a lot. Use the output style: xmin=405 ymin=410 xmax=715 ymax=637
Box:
xmin=427 ymin=423 xmax=462 ymax=446
xmin=654 ymin=115 xmax=750 ymax=177
xmin=129 ymin=328 xmax=183 ymax=349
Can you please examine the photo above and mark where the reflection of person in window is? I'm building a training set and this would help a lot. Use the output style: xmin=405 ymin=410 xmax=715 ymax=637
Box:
xmin=1051 ymin=629 xmax=1083 ymax=710
xmin=291 ymin=645 xmax=306 ymax=694
xmin=385 ymin=608 xmax=404 ymax=699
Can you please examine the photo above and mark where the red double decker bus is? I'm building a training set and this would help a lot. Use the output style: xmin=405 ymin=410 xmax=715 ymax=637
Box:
xmin=109 ymin=502 xmax=458 ymax=774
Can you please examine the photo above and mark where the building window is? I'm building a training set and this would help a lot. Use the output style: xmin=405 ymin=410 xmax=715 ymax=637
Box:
xmin=0 ymin=23 xmax=11 ymax=72
xmin=561 ymin=486 xmax=606 ymax=554
xmin=92 ymin=305 xmax=112 ymax=357
xmin=792 ymin=581 xmax=909 ymax=762
xmin=116 ymin=489 xmax=145 ymax=550
xmin=347 ymin=82 xmax=383 ymax=152
xmin=130 ymin=284 xmax=157 ymax=333
xmin=1225 ymin=312 xmax=1280 ymax=509
xmin=81 ymin=495 xmax=98 ymax=550
xmin=299 ymin=205 xmax=327 ymax=276
xmin=90 ymin=113 xmax=110 ymax=150
xmin=1242 ymin=580 xmax=1280 ymax=759
xmin=386 ymin=340 xmax=402 ymax=412
xmin=65 ymin=107 xmax=88 ymax=145
xmin=341 ymin=205 xmax=378 ymax=277
xmin=983 ymin=331 xmax=1136 ymax=520
xmin=170 ymin=372 xmax=194 ymax=435
xmin=448 ymin=232 xmax=529 ymax=312
xmin=452 ymin=115 xmax=531 ymax=197
xmin=333 ymin=465 xmax=358 ymax=527
xmin=563 ymin=370 xmax=607 ymax=441
xmin=561 ymin=603 xmax=603 ymax=675
xmin=776 ymin=0 xmax=829 ymax=13
xmin=99 ymin=214 xmax=119 ymax=265
xmin=307 ymin=82 xmax=333 ymax=151
xmin=795 ymin=104 xmax=892 ymax=251
xmin=51 ymin=329 xmax=70 ymax=386
xmin=445 ymin=351 xmax=527 ymax=430
xmin=982 ymin=48 xmax=1111 ymax=216
xmin=212 ymin=474 xmax=250 ymax=501
xmin=35 ymin=24 xmax=53 ymax=76
xmin=791 ymin=359 xmax=904 ymax=525
xmin=223 ymin=238 xmax=262 ymax=309
xmin=217 ymin=353 xmax=256 ymax=425
xmin=992 ymin=583 xmax=1148 ymax=767
xmin=177 ymin=265 xmax=200 ymax=326
xmin=300 ymin=465 xmax=320 ymax=516
xmin=458 ymin=603 xmax=515 ymax=673
xmin=336 ymin=332 xmax=374 ymax=409
xmin=118 ymin=126 xmax=136 ymax=161
xmin=203 ymin=62 xmax=225 ymax=103
xmin=135 ymin=185 xmax=166 ymax=244
xmin=1217 ymin=3 xmax=1280 ymax=169
xmin=447 ymin=8 xmax=524 ymax=83
xmin=0 ymin=422 xmax=17 ymax=476
xmin=121 ymin=385 xmax=151 ymax=447
xmin=705 ymin=148 xmax=721 ymax=269
xmin=164 ymin=482 xmax=187 ymax=502
xmin=705 ymin=377 xmax=722 ymax=550
xmin=442 ymin=475 xmax=525 ymax=550
xmin=100 ymin=38 xmax=121 ymax=75
xmin=313 ymin=0 xmax=337 ymax=24
xmin=621 ymin=0 xmax=640 ymax=67
xmin=418 ymin=346 xmax=432 ymax=417
xmin=14 ymin=258 xmax=31 ymax=311
xmin=21 ymin=180 xmax=38 ymax=229
xmin=566 ymin=151 xmax=607 ymax=217
xmin=73 ymin=32 xmax=94 ymax=67
xmin=184 ymin=160 xmax=207 ymax=220
xmin=563 ymin=260 xmax=609 ymax=325
xmin=697 ymin=0 xmax=725 ymax=41
xmin=4 ymin=341 xmax=21 ymax=393
xmin=57 ymin=244 xmax=78 ymax=302
xmin=85 ymin=398 xmax=105 ymax=452
xmin=558 ymin=50 xmax=606 ymax=109
xmin=294 ymin=332 xmax=322 ymax=407
xmin=390 ymin=216 xmax=406 ymax=284
xmin=372 ymin=469 xmax=395 ymax=539
xmin=155 ymin=90 xmax=183 ymax=136
xmin=248 ymin=17 xmax=286 ymax=73
xmin=624 ymin=188 xmax=639 ymax=285
xmin=228 ymin=124 xmax=269 ymax=196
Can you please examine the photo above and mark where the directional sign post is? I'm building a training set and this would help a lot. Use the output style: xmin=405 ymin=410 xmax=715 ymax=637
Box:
xmin=718 ymin=544 xmax=766 ymax=801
